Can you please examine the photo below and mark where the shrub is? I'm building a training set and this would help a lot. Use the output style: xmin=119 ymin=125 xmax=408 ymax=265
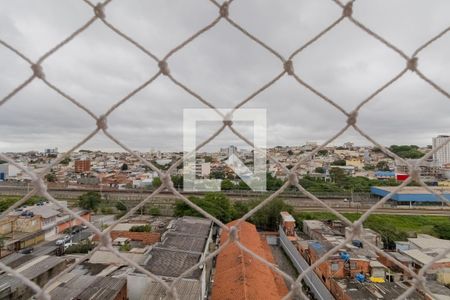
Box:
xmin=65 ymin=241 xmax=94 ymax=254
xmin=130 ymin=225 xmax=152 ymax=232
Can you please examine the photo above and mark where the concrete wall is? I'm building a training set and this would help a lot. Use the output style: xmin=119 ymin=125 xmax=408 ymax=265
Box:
xmin=56 ymin=212 xmax=91 ymax=233
xmin=14 ymin=216 xmax=41 ymax=233
xmin=0 ymin=218 xmax=13 ymax=235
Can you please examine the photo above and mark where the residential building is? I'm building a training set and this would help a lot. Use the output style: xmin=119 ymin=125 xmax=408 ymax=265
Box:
xmin=433 ymin=135 xmax=450 ymax=166
xmin=0 ymin=163 xmax=20 ymax=180
xmin=400 ymin=234 xmax=450 ymax=272
xmin=75 ymin=159 xmax=91 ymax=173
xmin=129 ymin=217 xmax=214 ymax=300
xmin=395 ymin=158 xmax=443 ymax=181
xmin=0 ymin=255 xmax=66 ymax=299
xmin=280 ymin=211 xmax=296 ymax=237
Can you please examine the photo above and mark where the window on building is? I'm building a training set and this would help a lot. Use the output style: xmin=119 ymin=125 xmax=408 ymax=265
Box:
xmin=331 ymin=262 xmax=339 ymax=271
xmin=350 ymin=261 xmax=357 ymax=270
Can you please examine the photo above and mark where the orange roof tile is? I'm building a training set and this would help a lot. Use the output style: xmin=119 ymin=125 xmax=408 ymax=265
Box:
xmin=211 ymin=221 xmax=288 ymax=300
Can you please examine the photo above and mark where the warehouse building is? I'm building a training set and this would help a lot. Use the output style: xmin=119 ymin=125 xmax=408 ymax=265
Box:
xmin=371 ymin=186 xmax=450 ymax=205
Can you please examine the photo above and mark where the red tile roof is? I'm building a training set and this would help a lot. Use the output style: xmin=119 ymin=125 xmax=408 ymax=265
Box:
xmin=211 ymin=221 xmax=288 ymax=300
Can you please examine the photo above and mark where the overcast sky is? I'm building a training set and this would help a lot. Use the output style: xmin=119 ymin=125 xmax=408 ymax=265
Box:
xmin=1 ymin=0 xmax=449 ymax=152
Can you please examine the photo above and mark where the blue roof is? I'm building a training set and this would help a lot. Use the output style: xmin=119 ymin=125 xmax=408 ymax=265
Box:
xmin=371 ymin=186 xmax=450 ymax=202
xmin=374 ymin=171 xmax=395 ymax=177
xmin=309 ymin=241 xmax=329 ymax=256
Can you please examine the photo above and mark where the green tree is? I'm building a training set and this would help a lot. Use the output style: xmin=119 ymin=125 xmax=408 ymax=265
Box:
xmin=130 ymin=225 xmax=152 ymax=232
xmin=115 ymin=201 xmax=127 ymax=211
xmin=232 ymin=201 xmax=250 ymax=219
xmin=331 ymin=159 xmax=346 ymax=166
xmin=148 ymin=207 xmax=161 ymax=216
xmin=210 ymin=171 xmax=225 ymax=179
xmin=249 ymin=198 xmax=293 ymax=230
xmin=78 ymin=191 xmax=101 ymax=211
xmin=60 ymin=157 xmax=71 ymax=165
xmin=389 ymin=145 xmax=424 ymax=159
xmin=287 ymin=150 xmax=294 ymax=156
xmin=434 ymin=224 xmax=450 ymax=239
xmin=121 ymin=163 xmax=129 ymax=171
xmin=317 ymin=150 xmax=328 ymax=156
xmin=330 ymin=167 xmax=346 ymax=184
xmin=363 ymin=164 xmax=375 ymax=171
xmin=267 ymin=173 xmax=284 ymax=190
xmin=174 ymin=193 xmax=235 ymax=223
xmin=45 ymin=173 xmax=57 ymax=182
xmin=315 ymin=167 xmax=325 ymax=173
xmin=221 ymin=179 xmax=235 ymax=190
xmin=119 ymin=242 xmax=131 ymax=252
xmin=376 ymin=161 xmax=390 ymax=171
xmin=152 ymin=177 xmax=162 ymax=188
xmin=237 ymin=180 xmax=250 ymax=190
xmin=171 ymin=175 xmax=183 ymax=189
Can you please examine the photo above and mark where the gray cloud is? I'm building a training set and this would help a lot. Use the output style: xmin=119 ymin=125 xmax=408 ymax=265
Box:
xmin=1 ymin=0 xmax=449 ymax=152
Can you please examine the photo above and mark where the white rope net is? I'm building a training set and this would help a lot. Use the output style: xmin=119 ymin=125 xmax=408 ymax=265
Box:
xmin=1 ymin=0 xmax=449 ymax=299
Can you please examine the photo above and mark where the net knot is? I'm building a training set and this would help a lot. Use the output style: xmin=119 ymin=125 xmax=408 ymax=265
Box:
xmin=229 ymin=225 xmax=238 ymax=242
xmin=166 ymin=287 xmax=177 ymax=300
xmin=100 ymin=232 xmax=112 ymax=247
xmin=409 ymin=166 xmax=420 ymax=182
xmin=351 ymin=222 xmax=363 ymax=239
xmin=343 ymin=2 xmax=353 ymax=17
xmin=96 ymin=115 xmax=108 ymax=130
xmin=223 ymin=113 xmax=233 ymax=126
xmin=31 ymin=64 xmax=45 ymax=80
xmin=33 ymin=177 xmax=47 ymax=195
xmin=158 ymin=61 xmax=170 ymax=76
xmin=347 ymin=110 xmax=358 ymax=126
xmin=94 ymin=3 xmax=105 ymax=19
xmin=288 ymin=172 xmax=299 ymax=186
xmin=220 ymin=1 xmax=229 ymax=18
xmin=414 ymin=277 xmax=427 ymax=292
xmin=161 ymin=174 xmax=174 ymax=189
xmin=34 ymin=290 xmax=51 ymax=300
xmin=290 ymin=283 xmax=303 ymax=298
xmin=284 ymin=60 xmax=294 ymax=75
xmin=407 ymin=57 xmax=418 ymax=72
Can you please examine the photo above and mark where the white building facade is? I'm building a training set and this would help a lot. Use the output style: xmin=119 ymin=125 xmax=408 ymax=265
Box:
xmin=432 ymin=135 xmax=450 ymax=166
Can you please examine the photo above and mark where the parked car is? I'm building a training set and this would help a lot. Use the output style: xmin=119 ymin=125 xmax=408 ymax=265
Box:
xmin=20 ymin=210 xmax=34 ymax=217
xmin=55 ymin=235 xmax=71 ymax=245
xmin=20 ymin=247 xmax=34 ymax=254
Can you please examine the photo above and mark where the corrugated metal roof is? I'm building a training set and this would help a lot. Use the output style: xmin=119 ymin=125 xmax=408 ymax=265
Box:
xmin=49 ymin=274 xmax=126 ymax=300
xmin=89 ymin=248 xmax=145 ymax=266
xmin=161 ymin=232 xmax=206 ymax=253
xmin=144 ymin=247 xmax=202 ymax=278
xmin=171 ymin=216 xmax=212 ymax=237
xmin=127 ymin=274 xmax=201 ymax=300
xmin=20 ymin=256 xmax=65 ymax=279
